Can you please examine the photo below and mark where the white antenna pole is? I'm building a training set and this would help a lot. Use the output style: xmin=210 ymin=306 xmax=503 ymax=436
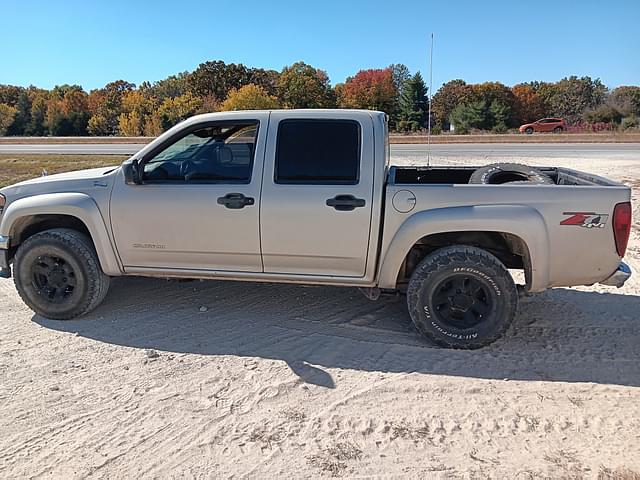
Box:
xmin=427 ymin=33 xmax=434 ymax=167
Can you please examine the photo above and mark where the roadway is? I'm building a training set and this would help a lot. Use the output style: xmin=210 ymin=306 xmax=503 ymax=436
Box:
xmin=0 ymin=142 xmax=638 ymax=161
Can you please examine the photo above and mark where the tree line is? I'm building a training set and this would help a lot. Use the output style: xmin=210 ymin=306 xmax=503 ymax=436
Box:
xmin=0 ymin=60 xmax=639 ymax=136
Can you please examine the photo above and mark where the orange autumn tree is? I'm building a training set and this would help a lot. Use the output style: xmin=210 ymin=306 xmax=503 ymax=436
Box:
xmin=338 ymin=68 xmax=397 ymax=113
xmin=512 ymin=84 xmax=548 ymax=124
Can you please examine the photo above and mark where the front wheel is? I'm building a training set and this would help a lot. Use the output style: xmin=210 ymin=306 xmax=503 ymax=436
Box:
xmin=13 ymin=229 xmax=110 ymax=320
xmin=406 ymin=246 xmax=518 ymax=349
xmin=525 ymin=127 xmax=534 ymax=134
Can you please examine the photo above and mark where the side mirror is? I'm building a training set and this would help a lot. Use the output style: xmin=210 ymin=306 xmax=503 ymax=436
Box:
xmin=122 ymin=158 xmax=142 ymax=185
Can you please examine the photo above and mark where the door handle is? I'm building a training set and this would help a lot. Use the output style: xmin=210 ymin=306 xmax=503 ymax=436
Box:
xmin=217 ymin=193 xmax=255 ymax=209
xmin=326 ymin=194 xmax=366 ymax=211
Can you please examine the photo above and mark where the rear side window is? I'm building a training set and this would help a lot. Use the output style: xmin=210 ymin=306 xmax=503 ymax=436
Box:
xmin=275 ymin=120 xmax=360 ymax=184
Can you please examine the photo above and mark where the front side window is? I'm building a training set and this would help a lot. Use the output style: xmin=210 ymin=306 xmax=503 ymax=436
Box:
xmin=143 ymin=122 xmax=258 ymax=183
xmin=275 ymin=120 xmax=360 ymax=184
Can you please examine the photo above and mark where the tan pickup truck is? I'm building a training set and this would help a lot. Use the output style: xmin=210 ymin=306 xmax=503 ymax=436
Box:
xmin=0 ymin=110 xmax=632 ymax=348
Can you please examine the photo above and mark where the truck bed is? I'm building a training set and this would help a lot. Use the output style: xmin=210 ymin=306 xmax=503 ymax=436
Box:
xmin=389 ymin=165 xmax=624 ymax=187
xmin=381 ymin=164 xmax=630 ymax=292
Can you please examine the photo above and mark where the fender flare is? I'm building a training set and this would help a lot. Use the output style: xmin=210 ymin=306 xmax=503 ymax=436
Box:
xmin=377 ymin=204 xmax=550 ymax=292
xmin=0 ymin=192 xmax=122 ymax=275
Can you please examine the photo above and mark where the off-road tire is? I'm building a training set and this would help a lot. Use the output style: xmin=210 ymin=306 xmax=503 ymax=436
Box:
xmin=469 ymin=162 xmax=554 ymax=185
xmin=14 ymin=228 xmax=110 ymax=320
xmin=406 ymin=246 xmax=518 ymax=349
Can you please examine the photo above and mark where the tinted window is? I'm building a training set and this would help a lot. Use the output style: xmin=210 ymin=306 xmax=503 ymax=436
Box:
xmin=275 ymin=120 xmax=360 ymax=184
xmin=143 ymin=122 xmax=258 ymax=183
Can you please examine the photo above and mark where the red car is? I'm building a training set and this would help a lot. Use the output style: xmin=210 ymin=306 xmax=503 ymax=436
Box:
xmin=519 ymin=118 xmax=566 ymax=134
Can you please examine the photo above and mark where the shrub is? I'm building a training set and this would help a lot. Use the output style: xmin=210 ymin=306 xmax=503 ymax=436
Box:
xmin=583 ymin=104 xmax=623 ymax=124
xmin=621 ymin=116 xmax=639 ymax=130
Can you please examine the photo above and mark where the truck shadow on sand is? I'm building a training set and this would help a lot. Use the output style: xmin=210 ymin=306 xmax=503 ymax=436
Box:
xmin=34 ymin=277 xmax=640 ymax=388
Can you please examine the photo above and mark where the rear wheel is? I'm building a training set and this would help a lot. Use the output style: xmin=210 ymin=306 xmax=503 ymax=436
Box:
xmin=553 ymin=126 xmax=563 ymax=133
xmin=406 ymin=246 xmax=518 ymax=349
xmin=13 ymin=228 xmax=110 ymax=320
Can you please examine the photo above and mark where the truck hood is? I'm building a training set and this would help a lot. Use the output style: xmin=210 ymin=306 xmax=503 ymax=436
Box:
xmin=0 ymin=166 xmax=119 ymax=202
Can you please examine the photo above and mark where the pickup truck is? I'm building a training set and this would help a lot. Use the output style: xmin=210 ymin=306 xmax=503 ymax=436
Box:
xmin=0 ymin=110 xmax=632 ymax=349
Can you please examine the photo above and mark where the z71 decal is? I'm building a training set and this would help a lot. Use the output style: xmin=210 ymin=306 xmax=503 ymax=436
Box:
xmin=560 ymin=212 xmax=609 ymax=228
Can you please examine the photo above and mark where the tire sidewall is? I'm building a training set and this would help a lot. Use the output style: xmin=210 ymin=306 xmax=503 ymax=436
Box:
xmin=408 ymin=250 xmax=517 ymax=348
xmin=15 ymin=237 xmax=91 ymax=318
xmin=469 ymin=163 xmax=554 ymax=185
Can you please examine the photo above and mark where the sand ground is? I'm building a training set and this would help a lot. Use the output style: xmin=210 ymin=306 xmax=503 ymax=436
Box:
xmin=1 ymin=151 xmax=639 ymax=479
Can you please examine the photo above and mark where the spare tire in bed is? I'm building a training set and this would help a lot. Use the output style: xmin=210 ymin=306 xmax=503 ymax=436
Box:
xmin=469 ymin=163 xmax=554 ymax=185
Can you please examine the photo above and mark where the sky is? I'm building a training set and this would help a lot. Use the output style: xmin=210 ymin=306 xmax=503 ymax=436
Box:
xmin=2 ymin=0 xmax=639 ymax=92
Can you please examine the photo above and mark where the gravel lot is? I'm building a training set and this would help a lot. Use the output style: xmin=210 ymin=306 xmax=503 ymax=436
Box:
xmin=1 ymin=150 xmax=639 ymax=479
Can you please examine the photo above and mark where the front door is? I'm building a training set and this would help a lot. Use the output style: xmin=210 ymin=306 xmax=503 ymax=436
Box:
xmin=110 ymin=116 xmax=267 ymax=272
xmin=260 ymin=113 xmax=375 ymax=277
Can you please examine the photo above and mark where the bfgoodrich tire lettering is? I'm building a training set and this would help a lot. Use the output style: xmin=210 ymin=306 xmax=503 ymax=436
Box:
xmin=407 ymin=246 xmax=518 ymax=349
xmin=13 ymin=228 xmax=110 ymax=320
xmin=468 ymin=162 xmax=554 ymax=185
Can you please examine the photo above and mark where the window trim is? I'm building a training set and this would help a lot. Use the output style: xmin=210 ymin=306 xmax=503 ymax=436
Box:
xmin=274 ymin=119 xmax=362 ymax=185
xmin=140 ymin=120 xmax=260 ymax=185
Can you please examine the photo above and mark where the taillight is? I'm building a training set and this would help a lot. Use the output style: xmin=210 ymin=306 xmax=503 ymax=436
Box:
xmin=613 ymin=202 xmax=632 ymax=257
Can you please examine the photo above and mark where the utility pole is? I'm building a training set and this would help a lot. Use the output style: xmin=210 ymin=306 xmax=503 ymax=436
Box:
xmin=427 ymin=33 xmax=434 ymax=167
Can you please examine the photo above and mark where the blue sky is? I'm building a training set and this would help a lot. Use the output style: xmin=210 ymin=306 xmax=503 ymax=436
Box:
xmin=2 ymin=0 xmax=638 ymax=92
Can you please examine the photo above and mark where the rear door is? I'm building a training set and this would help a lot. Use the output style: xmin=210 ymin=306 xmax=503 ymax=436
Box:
xmin=260 ymin=112 xmax=375 ymax=277
xmin=539 ymin=118 xmax=554 ymax=132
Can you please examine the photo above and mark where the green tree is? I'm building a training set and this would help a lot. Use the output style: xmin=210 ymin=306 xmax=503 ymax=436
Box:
xmin=473 ymin=82 xmax=516 ymax=126
xmin=7 ymin=90 xmax=31 ymax=135
xmin=152 ymin=92 xmax=203 ymax=131
xmin=449 ymin=101 xmax=487 ymax=134
xmin=390 ymin=64 xmax=411 ymax=98
xmin=583 ymin=104 xmax=623 ymax=124
xmin=541 ymin=76 xmax=607 ymax=122
xmin=431 ymin=79 xmax=475 ymax=130
xmin=488 ymin=101 xmax=510 ymax=132
xmin=140 ymin=72 xmax=189 ymax=101
xmin=0 ymin=85 xmax=23 ymax=106
xmin=397 ymin=72 xmax=429 ymax=131
xmin=0 ymin=103 xmax=18 ymax=135
xmin=221 ymin=84 xmax=279 ymax=111
xmin=87 ymin=80 xmax=135 ymax=135
xmin=277 ymin=61 xmax=335 ymax=108
xmin=247 ymin=68 xmax=280 ymax=97
xmin=25 ymin=88 xmax=49 ymax=135
xmin=609 ymin=86 xmax=640 ymax=117
xmin=187 ymin=61 xmax=249 ymax=100
xmin=43 ymin=85 xmax=90 ymax=135
xmin=388 ymin=64 xmax=411 ymax=127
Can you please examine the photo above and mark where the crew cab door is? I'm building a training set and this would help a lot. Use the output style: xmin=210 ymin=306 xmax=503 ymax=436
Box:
xmin=260 ymin=112 xmax=375 ymax=277
xmin=110 ymin=114 xmax=268 ymax=272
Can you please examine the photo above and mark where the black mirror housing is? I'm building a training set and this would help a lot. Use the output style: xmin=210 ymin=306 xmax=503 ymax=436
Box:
xmin=122 ymin=159 xmax=141 ymax=185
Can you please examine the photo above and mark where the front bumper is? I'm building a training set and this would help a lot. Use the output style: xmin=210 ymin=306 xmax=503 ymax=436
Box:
xmin=599 ymin=261 xmax=632 ymax=288
xmin=0 ymin=235 xmax=10 ymax=279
